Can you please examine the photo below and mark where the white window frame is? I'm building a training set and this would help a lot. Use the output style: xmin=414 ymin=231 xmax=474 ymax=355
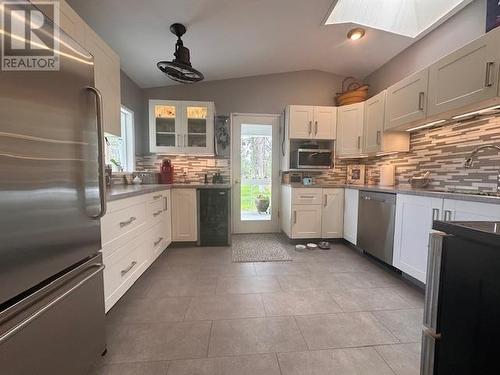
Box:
xmin=120 ymin=106 xmax=135 ymax=172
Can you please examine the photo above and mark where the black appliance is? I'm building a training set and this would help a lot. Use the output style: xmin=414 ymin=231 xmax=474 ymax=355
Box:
xmin=197 ymin=189 xmax=231 ymax=246
xmin=421 ymin=221 xmax=500 ymax=375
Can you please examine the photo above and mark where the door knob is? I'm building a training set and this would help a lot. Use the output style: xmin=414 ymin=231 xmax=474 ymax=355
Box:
xmin=234 ymin=179 xmax=240 ymax=184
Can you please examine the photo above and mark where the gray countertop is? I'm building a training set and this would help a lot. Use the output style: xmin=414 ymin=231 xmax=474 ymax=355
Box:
xmin=107 ymin=183 xmax=232 ymax=201
xmin=283 ymin=183 xmax=500 ymax=205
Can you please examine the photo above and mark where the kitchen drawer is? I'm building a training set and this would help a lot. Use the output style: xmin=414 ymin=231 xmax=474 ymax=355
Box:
xmin=103 ymin=235 xmax=148 ymax=312
xmin=101 ymin=201 xmax=147 ymax=246
xmin=148 ymin=221 xmax=169 ymax=262
xmin=292 ymin=188 xmax=322 ymax=205
xmin=148 ymin=197 xmax=166 ymax=224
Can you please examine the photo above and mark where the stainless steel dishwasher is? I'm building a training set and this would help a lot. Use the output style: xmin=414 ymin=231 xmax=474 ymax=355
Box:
xmin=357 ymin=191 xmax=396 ymax=264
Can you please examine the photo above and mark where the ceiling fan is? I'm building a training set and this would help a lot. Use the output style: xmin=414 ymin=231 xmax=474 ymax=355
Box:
xmin=157 ymin=23 xmax=204 ymax=84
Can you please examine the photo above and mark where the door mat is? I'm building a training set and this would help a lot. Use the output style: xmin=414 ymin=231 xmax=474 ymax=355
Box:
xmin=232 ymin=234 xmax=292 ymax=262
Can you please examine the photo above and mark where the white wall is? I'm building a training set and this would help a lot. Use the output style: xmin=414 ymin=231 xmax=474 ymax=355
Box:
xmin=365 ymin=0 xmax=487 ymax=94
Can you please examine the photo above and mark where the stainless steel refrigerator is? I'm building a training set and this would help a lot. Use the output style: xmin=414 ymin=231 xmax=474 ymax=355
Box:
xmin=0 ymin=2 xmax=107 ymax=374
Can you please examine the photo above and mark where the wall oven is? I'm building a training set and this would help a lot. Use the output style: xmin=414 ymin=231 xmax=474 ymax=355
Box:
xmin=291 ymin=148 xmax=332 ymax=169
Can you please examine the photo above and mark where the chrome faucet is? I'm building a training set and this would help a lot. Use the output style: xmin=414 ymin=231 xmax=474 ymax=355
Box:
xmin=464 ymin=144 xmax=500 ymax=194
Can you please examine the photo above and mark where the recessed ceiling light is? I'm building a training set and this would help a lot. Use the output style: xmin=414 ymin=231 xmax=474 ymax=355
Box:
xmin=347 ymin=28 xmax=365 ymax=40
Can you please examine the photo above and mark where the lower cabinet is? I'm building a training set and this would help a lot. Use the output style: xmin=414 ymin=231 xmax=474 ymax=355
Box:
xmin=172 ymin=189 xmax=198 ymax=241
xmin=100 ymin=190 xmax=172 ymax=312
xmin=393 ymin=195 xmax=500 ymax=284
xmin=393 ymin=194 xmax=442 ymax=283
xmin=343 ymin=188 xmax=359 ymax=245
xmin=280 ymin=186 xmax=344 ymax=239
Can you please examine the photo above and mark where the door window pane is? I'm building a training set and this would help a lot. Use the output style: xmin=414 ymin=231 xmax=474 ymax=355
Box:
xmin=186 ymin=106 xmax=207 ymax=147
xmin=155 ymin=105 xmax=176 ymax=146
xmin=240 ymin=124 xmax=272 ymax=221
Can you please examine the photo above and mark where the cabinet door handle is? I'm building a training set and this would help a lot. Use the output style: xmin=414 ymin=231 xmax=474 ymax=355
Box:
xmin=418 ymin=92 xmax=425 ymax=111
xmin=314 ymin=121 xmax=318 ymax=136
xmin=308 ymin=121 xmax=312 ymax=135
xmin=293 ymin=210 xmax=297 ymax=224
xmin=432 ymin=208 xmax=440 ymax=221
xmin=357 ymin=136 xmax=361 ymax=149
xmin=184 ymin=134 xmax=188 ymax=147
xmin=164 ymin=196 xmax=168 ymax=211
xmin=153 ymin=210 xmax=163 ymax=217
xmin=119 ymin=216 xmax=136 ymax=228
xmin=120 ymin=261 xmax=137 ymax=277
xmin=376 ymin=130 xmax=381 ymax=145
xmin=154 ymin=237 xmax=164 ymax=246
xmin=177 ymin=134 xmax=181 ymax=146
xmin=485 ymin=62 xmax=495 ymax=87
xmin=324 ymin=194 xmax=328 ymax=207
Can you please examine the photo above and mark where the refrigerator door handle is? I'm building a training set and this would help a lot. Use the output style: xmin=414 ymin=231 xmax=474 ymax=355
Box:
xmin=424 ymin=233 xmax=443 ymax=331
xmin=0 ymin=264 xmax=105 ymax=345
xmin=87 ymin=86 xmax=107 ymax=219
xmin=421 ymin=330 xmax=436 ymax=375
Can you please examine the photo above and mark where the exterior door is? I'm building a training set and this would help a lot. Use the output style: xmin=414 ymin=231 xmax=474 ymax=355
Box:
xmin=232 ymin=114 xmax=280 ymax=233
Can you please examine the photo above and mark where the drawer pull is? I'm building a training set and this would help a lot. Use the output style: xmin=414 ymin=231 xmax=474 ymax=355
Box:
xmin=153 ymin=194 xmax=162 ymax=200
xmin=300 ymin=195 xmax=315 ymax=199
xmin=153 ymin=210 xmax=163 ymax=217
xmin=154 ymin=237 xmax=164 ymax=246
xmin=119 ymin=216 xmax=136 ymax=228
xmin=120 ymin=261 xmax=137 ymax=277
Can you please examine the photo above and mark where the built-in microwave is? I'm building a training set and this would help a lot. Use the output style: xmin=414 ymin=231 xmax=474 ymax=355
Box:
xmin=291 ymin=148 xmax=332 ymax=169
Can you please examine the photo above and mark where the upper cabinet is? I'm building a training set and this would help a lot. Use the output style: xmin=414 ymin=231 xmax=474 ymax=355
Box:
xmin=427 ymin=28 xmax=500 ymax=117
xmin=286 ymin=105 xmax=336 ymax=140
xmin=50 ymin=1 xmax=122 ymax=137
xmin=84 ymin=26 xmax=121 ymax=137
xmin=337 ymin=102 xmax=365 ymax=157
xmin=385 ymin=69 xmax=429 ymax=131
xmin=149 ymin=100 xmax=215 ymax=155
xmin=364 ymin=91 xmax=409 ymax=156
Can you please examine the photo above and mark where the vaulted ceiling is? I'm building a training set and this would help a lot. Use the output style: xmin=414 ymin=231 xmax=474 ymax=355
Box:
xmin=67 ymin=0 xmax=467 ymax=88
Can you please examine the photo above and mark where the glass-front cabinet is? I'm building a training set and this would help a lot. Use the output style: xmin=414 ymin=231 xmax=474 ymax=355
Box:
xmin=149 ymin=100 xmax=215 ymax=155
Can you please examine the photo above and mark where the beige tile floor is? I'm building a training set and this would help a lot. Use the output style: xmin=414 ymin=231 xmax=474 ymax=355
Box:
xmin=91 ymin=234 xmax=424 ymax=375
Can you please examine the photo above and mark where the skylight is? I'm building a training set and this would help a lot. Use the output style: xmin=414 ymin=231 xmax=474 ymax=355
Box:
xmin=324 ymin=0 xmax=474 ymax=38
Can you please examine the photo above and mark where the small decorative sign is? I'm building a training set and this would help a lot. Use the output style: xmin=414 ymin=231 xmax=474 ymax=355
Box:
xmin=486 ymin=0 xmax=500 ymax=32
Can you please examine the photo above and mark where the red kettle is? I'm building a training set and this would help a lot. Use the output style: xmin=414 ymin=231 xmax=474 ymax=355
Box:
xmin=160 ymin=159 xmax=174 ymax=184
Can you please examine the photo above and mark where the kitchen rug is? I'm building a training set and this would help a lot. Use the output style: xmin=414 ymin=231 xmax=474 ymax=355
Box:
xmin=232 ymin=234 xmax=292 ymax=262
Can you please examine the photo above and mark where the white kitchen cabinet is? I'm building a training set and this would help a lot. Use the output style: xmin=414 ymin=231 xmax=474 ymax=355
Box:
xmin=337 ymin=103 xmax=365 ymax=157
xmin=428 ymin=27 xmax=500 ymax=117
xmin=291 ymin=205 xmax=322 ymax=239
xmin=343 ymin=188 xmax=359 ymax=245
xmin=385 ymin=69 xmax=429 ymax=131
xmin=57 ymin=0 xmax=86 ymax=46
xmin=101 ymin=189 xmax=172 ymax=312
xmin=149 ymin=100 xmax=215 ymax=155
xmin=287 ymin=105 xmax=314 ymax=139
xmin=172 ymin=189 xmax=198 ymax=241
xmin=364 ymin=91 xmax=409 ymax=155
xmin=442 ymin=198 xmax=500 ymax=221
xmin=84 ymin=25 xmax=121 ymax=136
xmin=286 ymin=105 xmax=336 ymax=140
xmin=393 ymin=194 xmax=443 ymax=283
xmin=322 ymin=188 xmax=344 ymax=238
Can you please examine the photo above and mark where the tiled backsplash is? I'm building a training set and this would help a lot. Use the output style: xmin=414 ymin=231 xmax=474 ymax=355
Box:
xmin=136 ymin=155 xmax=231 ymax=184
xmin=315 ymin=115 xmax=500 ymax=192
